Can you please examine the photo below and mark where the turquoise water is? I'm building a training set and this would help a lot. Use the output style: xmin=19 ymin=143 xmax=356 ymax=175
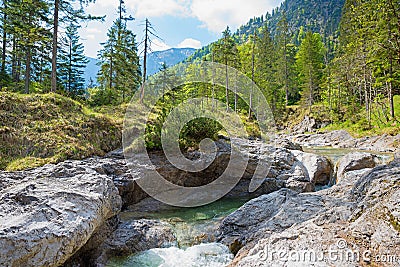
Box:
xmin=107 ymin=243 xmax=233 ymax=267
xmin=303 ymin=147 xmax=393 ymax=165
xmin=107 ymin=197 xmax=249 ymax=267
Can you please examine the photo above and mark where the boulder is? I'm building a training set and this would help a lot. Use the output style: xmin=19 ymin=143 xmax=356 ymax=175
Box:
xmin=275 ymin=138 xmax=303 ymax=151
xmin=293 ymin=116 xmax=317 ymax=133
xmin=93 ymin=219 xmax=177 ymax=265
xmin=292 ymin=130 xmax=354 ymax=147
xmin=224 ymin=156 xmax=400 ymax=267
xmin=290 ymin=130 xmax=399 ymax=152
xmin=292 ymin=150 xmax=333 ymax=185
xmin=336 ymin=152 xmax=377 ymax=183
xmin=218 ymin=189 xmax=327 ymax=254
xmin=0 ymin=161 xmax=122 ymax=267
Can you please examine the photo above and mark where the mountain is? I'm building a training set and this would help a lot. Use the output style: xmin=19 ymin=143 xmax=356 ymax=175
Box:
xmin=187 ymin=0 xmax=345 ymax=61
xmin=84 ymin=48 xmax=196 ymax=86
xmin=84 ymin=57 xmax=100 ymax=86
xmin=145 ymin=48 xmax=196 ymax=76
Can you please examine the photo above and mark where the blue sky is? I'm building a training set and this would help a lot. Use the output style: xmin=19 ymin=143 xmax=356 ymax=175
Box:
xmin=78 ymin=0 xmax=284 ymax=58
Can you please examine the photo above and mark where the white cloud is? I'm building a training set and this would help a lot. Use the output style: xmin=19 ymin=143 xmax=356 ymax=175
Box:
xmin=190 ymin=0 xmax=282 ymax=33
xmin=125 ymin=0 xmax=189 ymax=18
xmin=86 ymin=34 xmax=96 ymax=40
xmin=177 ymin=38 xmax=202 ymax=49
xmin=150 ymin=39 xmax=172 ymax=52
xmin=86 ymin=28 xmax=102 ymax=34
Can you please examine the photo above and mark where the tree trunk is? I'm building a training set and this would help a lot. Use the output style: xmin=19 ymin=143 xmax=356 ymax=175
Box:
xmin=225 ymin=59 xmax=229 ymax=111
xmin=388 ymin=18 xmax=395 ymax=119
xmin=24 ymin=47 xmax=31 ymax=94
xmin=140 ymin=19 xmax=149 ymax=103
xmin=51 ymin=0 xmax=59 ymax=93
xmin=11 ymin=36 xmax=16 ymax=81
xmin=68 ymin=39 xmax=72 ymax=94
xmin=1 ymin=0 xmax=7 ymax=74
xmin=249 ymin=33 xmax=256 ymax=118
xmin=211 ymin=51 xmax=215 ymax=111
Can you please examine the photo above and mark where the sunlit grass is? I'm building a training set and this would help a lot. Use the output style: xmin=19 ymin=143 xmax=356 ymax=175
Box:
xmin=0 ymin=92 xmax=122 ymax=171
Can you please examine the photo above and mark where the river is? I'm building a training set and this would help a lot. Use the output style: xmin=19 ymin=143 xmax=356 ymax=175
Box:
xmin=106 ymin=147 xmax=394 ymax=267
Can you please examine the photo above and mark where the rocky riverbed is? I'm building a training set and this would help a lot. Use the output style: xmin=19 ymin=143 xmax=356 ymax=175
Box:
xmin=0 ymin=132 xmax=399 ymax=266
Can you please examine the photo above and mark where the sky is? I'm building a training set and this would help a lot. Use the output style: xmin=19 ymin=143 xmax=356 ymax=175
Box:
xmin=78 ymin=0 xmax=284 ymax=58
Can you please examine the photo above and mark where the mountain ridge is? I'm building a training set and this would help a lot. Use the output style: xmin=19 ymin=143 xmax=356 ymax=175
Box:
xmin=84 ymin=47 xmax=196 ymax=86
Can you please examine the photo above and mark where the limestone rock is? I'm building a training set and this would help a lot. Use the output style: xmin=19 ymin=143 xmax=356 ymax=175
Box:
xmin=93 ymin=219 xmax=177 ymax=265
xmin=292 ymin=150 xmax=333 ymax=185
xmin=0 ymin=161 xmax=122 ymax=267
xmin=225 ymin=157 xmax=400 ymax=267
xmin=336 ymin=152 xmax=377 ymax=183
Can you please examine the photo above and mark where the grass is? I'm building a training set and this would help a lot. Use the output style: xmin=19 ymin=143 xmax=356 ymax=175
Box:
xmin=280 ymin=96 xmax=400 ymax=138
xmin=0 ymin=92 xmax=122 ymax=171
xmin=322 ymin=95 xmax=400 ymax=138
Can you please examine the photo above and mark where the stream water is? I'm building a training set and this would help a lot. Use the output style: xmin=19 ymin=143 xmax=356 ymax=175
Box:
xmin=106 ymin=147 xmax=394 ymax=267
xmin=106 ymin=197 xmax=250 ymax=267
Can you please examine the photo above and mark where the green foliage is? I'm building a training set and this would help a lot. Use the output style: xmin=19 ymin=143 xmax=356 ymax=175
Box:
xmin=296 ymin=31 xmax=325 ymax=108
xmin=179 ymin=118 xmax=223 ymax=149
xmin=97 ymin=19 xmax=141 ymax=103
xmin=57 ymin=23 xmax=88 ymax=98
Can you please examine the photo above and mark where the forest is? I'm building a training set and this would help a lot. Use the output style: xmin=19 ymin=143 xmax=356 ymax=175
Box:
xmin=0 ymin=0 xmax=399 ymax=149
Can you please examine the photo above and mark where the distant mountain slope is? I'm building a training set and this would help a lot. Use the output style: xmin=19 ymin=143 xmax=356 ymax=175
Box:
xmin=84 ymin=48 xmax=195 ymax=86
xmin=187 ymin=0 xmax=345 ymax=62
xmin=84 ymin=57 xmax=100 ymax=86
xmin=145 ymin=48 xmax=195 ymax=76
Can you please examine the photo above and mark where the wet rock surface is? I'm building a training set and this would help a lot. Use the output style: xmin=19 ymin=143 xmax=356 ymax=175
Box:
xmin=92 ymin=219 xmax=177 ymax=265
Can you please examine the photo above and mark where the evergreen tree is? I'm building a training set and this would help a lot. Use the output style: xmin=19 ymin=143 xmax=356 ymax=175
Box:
xmin=255 ymin=24 xmax=284 ymax=116
xmin=7 ymin=0 xmax=51 ymax=93
xmin=50 ymin=0 xmax=99 ymax=93
xmin=213 ymin=26 xmax=238 ymax=110
xmin=97 ymin=18 xmax=141 ymax=103
xmin=58 ymin=23 xmax=88 ymax=97
xmin=296 ymin=31 xmax=325 ymax=110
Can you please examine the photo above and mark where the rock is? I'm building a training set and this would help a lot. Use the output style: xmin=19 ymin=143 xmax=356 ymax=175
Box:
xmin=285 ymin=179 xmax=315 ymax=193
xmin=292 ymin=150 xmax=333 ymax=185
xmin=275 ymin=138 xmax=303 ymax=151
xmin=291 ymin=130 xmax=399 ymax=152
xmin=0 ymin=160 xmax=122 ymax=267
xmin=293 ymin=116 xmax=317 ymax=133
xmin=292 ymin=130 xmax=354 ymax=147
xmin=93 ymin=219 xmax=177 ymax=265
xmin=0 ymin=137 xmax=336 ymax=265
xmin=225 ymin=157 xmax=400 ymax=267
xmin=336 ymin=168 xmax=372 ymax=187
xmin=218 ymin=189 xmax=327 ymax=253
xmin=336 ymin=152 xmax=377 ymax=183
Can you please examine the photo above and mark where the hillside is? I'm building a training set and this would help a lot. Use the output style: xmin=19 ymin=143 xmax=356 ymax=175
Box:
xmin=0 ymin=93 xmax=121 ymax=171
xmin=188 ymin=0 xmax=345 ymax=61
xmin=145 ymin=48 xmax=196 ymax=76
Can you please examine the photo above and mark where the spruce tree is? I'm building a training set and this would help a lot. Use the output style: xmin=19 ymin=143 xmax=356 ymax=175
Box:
xmin=296 ymin=31 xmax=325 ymax=110
xmin=58 ymin=23 xmax=88 ymax=97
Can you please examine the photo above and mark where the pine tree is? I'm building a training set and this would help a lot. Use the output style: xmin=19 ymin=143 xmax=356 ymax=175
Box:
xmin=213 ymin=26 xmax=238 ymax=110
xmin=51 ymin=0 xmax=100 ymax=93
xmin=296 ymin=31 xmax=325 ymax=110
xmin=58 ymin=23 xmax=88 ymax=97
xmin=97 ymin=16 xmax=141 ymax=103
xmin=8 ymin=0 xmax=51 ymax=93
xmin=255 ymin=24 xmax=284 ymax=116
